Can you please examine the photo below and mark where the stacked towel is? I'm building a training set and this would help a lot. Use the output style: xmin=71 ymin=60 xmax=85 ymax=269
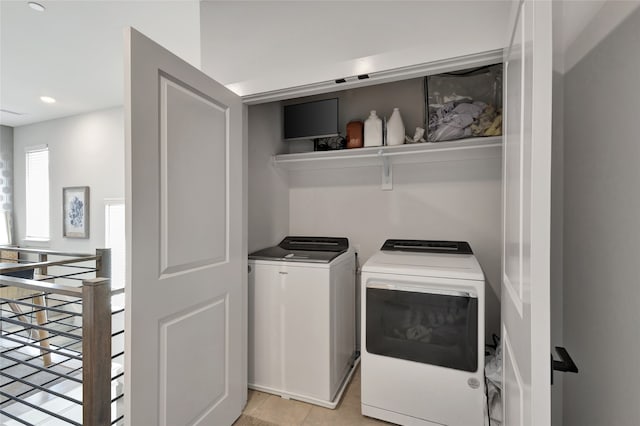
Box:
xmin=428 ymin=99 xmax=502 ymax=142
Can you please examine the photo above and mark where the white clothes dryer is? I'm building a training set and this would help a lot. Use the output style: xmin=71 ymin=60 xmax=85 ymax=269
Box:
xmin=361 ymin=239 xmax=485 ymax=426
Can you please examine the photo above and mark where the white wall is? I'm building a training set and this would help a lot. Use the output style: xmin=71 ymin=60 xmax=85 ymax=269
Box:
xmin=288 ymin=158 xmax=503 ymax=342
xmin=200 ymin=1 xmax=510 ymax=96
xmin=563 ymin=6 xmax=640 ymax=426
xmin=13 ymin=107 xmax=124 ymax=253
xmin=247 ymin=103 xmax=289 ymax=253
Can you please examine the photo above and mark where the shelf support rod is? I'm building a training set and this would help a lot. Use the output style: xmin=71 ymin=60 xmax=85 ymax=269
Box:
xmin=379 ymin=150 xmax=393 ymax=191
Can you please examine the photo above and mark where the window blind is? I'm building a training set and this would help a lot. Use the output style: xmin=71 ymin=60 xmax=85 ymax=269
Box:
xmin=26 ymin=147 xmax=50 ymax=240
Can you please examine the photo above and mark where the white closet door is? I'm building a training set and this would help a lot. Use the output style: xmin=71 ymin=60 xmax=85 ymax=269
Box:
xmin=501 ymin=0 xmax=553 ymax=425
xmin=124 ymin=27 xmax=246 ymax=426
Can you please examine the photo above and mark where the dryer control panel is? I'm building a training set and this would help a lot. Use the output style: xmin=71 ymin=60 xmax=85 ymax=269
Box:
xmin=380 ymin=239 xmax=473 ymax=254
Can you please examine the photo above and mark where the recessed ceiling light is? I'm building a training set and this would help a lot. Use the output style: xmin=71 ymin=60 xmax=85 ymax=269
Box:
xmin=40 ymin=96 xmax=56 ymax=104
xmin=28 ymin=2 xmax=45 ymax=12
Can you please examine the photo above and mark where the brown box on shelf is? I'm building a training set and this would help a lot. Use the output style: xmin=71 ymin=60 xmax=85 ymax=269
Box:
xmin=346 ymin=121 xmax=364 ymax=149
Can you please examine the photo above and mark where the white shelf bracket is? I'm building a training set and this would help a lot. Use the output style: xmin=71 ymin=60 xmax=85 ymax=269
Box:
xmin=380 ymin=151 xmax=393 ymax=190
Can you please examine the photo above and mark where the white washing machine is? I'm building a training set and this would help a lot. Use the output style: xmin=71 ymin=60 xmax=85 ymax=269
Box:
xmin=361 ymin=240 xmax=485 ymax=426
xmin=248 ymin=236 xmax=357 ymax=408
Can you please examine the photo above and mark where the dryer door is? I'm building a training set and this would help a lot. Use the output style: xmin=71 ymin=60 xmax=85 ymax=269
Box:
xmin=366 ymin=282 xmax=478 ymax=372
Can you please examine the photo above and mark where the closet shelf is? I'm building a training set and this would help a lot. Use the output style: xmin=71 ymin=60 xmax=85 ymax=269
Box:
xmin=272 ymin=136 xmax=502 ymax=171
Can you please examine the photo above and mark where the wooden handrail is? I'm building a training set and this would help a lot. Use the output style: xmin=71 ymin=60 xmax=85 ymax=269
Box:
xmin=0 ymin=256 xmax=99 ymax=274
xmin=0 ymin=275 xmax=82 ymax=296
xmin=0 ymin=248 xmax=113 ymax=297
xmin=0 ymin=245 xmax=95 ymax=258
xmin=0 ymin=248 xmax=105 ymax=297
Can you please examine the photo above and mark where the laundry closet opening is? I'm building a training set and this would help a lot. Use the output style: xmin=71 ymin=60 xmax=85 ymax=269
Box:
xmin=246 ymin=56 xmax=504 ymax=346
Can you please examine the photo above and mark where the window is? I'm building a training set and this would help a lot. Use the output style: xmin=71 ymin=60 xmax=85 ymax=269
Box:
xmin=105 ymin=200 xmax=125 ymax=306
xmin=25 ymin=146 xmax=49 ymax=240
xmin=366 ymin=287 xmax=478 ymax=372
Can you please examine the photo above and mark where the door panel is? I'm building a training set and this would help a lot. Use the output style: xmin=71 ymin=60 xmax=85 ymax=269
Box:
xmin=502 ymin=0 xmax=552 ymax=425
xmin=161 ymin=298 xmax=227 ymax=426
xmin=161 ymin=75 xmax=228 ymax=274
xmin=125 ymin=27 xmax=246 ymax=426
xmin=504 ymin=8 xmax=523 ymax=307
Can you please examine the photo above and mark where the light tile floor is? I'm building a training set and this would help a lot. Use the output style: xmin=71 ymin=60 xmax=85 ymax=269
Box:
xmin=234 ymin=366 xmax=394 ymax=426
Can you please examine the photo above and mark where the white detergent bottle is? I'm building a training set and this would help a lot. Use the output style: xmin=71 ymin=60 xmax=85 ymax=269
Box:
xmin=386 ymin=107 xmax=405 ymax=146
xmin=364 ymin=110 xmax=383 ymax=147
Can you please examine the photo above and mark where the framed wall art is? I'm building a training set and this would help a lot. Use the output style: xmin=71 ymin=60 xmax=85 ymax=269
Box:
xmin=63 ymin=186 xmax=90 ymax=238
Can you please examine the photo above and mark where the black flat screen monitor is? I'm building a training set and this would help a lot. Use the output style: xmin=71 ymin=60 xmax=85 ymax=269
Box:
xmin=283 ymin=98 xmax=339 ymax=141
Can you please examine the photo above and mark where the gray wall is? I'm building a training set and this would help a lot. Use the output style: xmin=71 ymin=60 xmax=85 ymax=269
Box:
xmin=13 ymin=107 xmax=124 ymax=253
xmin=285 ymin=78 xmax=426 ymax=155
xmin=551 ymin=71 xmax=564 ymax=426
xmin=563 ymin=7 xmax=640 ymax=426
xmin=282 ymin=77 xmax=426 ymax=146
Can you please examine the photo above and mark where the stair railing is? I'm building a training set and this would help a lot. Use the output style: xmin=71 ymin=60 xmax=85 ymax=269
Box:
xmin=0 ymin=247 xmax=123 ymax=426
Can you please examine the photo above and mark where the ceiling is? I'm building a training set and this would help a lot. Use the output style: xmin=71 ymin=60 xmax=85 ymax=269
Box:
xmin=0 ymin=0 xmax=201 ymax=127
xmin=1 ymin=0 xmax=633 ymax=128
xmin=0 ymin=0 xmax=515 ymax=128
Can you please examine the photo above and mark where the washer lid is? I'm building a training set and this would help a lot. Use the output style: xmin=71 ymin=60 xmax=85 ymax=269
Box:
xmin=362 ymin=250 xmax=484 ymax=281
xmin=248 ymin=246 xmax=344 ymax=263
xmin=248 ymin=236 xmax=349 ymax=263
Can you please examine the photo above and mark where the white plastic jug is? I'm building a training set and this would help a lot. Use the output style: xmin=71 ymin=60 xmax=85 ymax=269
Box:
xmin=364 ymin=110 xmax=383 ymax=147
xmin=387 ymin=108 xmax=405 ymax=146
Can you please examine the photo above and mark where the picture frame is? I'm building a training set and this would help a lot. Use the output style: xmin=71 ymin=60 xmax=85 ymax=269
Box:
xmin=63 ymin=186 xmax=90 ymax=238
